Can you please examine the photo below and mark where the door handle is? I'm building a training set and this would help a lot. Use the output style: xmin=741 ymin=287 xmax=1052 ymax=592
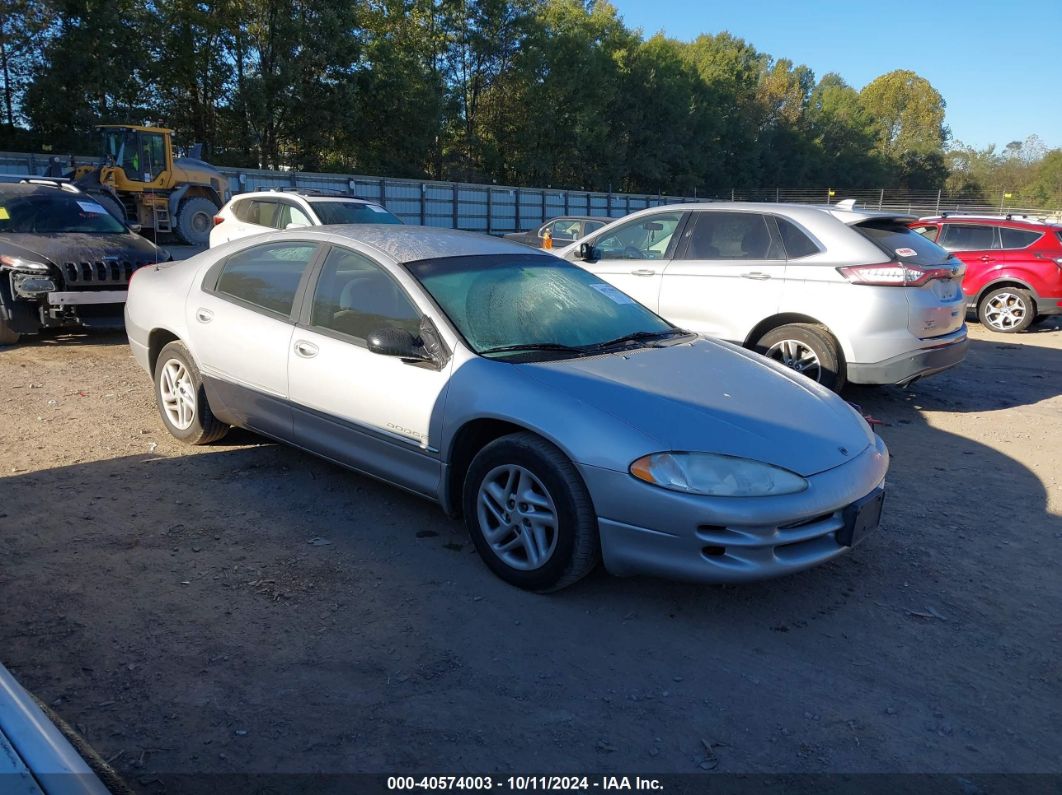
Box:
xmin=980 ymin=255 xmax=994 ymax=262
xmin=741 ymin=272 xmax=772 ymax=280
xmin=196 ymin=308 xmax=213 ymax=323
xmin=630 ymin=268 xmax=656 ymax=276
xmin=294 ymin=341 xmax=319 ymax=359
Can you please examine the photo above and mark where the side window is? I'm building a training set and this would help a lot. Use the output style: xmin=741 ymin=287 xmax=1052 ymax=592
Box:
xmin=141 ymin=133 xmax=166 ymax=180
xmin=309 ymin=247 xmax=421 ymax=342
xmin=538 ymin=221 xmax=556 ymax=238
xmin=911 ymin=224 xmax=939 ymax=241
xmin=939 ymin=224 xmax=999 ymax=251
xmin=1000 ymin=228 xmax=1042 ymax=249
xmin=276 ymin=203 xmax=312 ymax=229
xmin=682 ymin=212 xmax=783 ymax=261
xmin=551 ymin=219 xmax=581 ymax=242
xmin=595 ymin=212 xmax=683 ymax=260
xmin=583 ymin=220 xmax=605 ymax=235
xmin=215 ymin=242 xmax=317 ymax=316
xmin=231 ymin=200 xmax=252 ymax=223
xmin=245 ymin=200 xmax=277 ymax=228
xmin=775 ymin=217 xmax=820 ymax=259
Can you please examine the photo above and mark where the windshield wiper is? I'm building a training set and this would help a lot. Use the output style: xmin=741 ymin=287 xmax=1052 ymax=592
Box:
xmin=584 ymin=329 xmax=690 ymax=351
xmin=478 ymin=342 xmax=589 ymax=356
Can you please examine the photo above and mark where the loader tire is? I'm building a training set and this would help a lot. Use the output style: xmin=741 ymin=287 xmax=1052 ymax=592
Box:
xmin=175 ymin=196 xmax=219 ymax=246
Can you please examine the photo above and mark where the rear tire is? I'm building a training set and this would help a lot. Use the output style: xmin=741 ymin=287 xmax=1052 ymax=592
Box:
xmin=978 ymin=287 xmax=1035 ymax=333
xmin=175 ymin=196 xmax=219 ymax=246
xmin=755 ymin=323 xmax=845 ymax=392
xmin=154 ymin=341 xmax=228 ymax=444
xmin=0 ymin=317 xmax=19 ymax=346
xmin=462 ymin=433 xmax=599 ymax=592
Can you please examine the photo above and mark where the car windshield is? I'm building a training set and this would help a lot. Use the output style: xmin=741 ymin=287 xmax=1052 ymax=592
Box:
xmin=406 ymin=253 xmax=678 ymax=359
xmin=309 ymin=201 xmax=402 ymax=225
xmin=0 ymin=193 xmax=127 ymax=234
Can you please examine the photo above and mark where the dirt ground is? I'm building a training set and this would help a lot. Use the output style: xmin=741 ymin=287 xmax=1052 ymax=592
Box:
xmin=1 ymin=309 xmax=1060 ymax=790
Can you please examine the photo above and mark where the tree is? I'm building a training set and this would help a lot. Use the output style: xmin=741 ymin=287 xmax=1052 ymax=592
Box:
xmin=859 ymin=69 xmax=948 ymax=159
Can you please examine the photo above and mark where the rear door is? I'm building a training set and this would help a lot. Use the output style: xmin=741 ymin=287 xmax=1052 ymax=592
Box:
xmin=228 ymin=199 xmax=280 ymax=243
xmin=188 ymin=240 xmax=321 ymax=438
xmin=658 ymin=211 xmax=787 ymax=341
xmin=937 ymin=222 xmax=1002 ymax=297
xmin=575 ymin=211 xmax=686 ymax=310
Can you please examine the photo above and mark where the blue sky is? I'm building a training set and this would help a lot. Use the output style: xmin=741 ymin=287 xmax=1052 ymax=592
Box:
xmin=610 ymin=0 xmax=1062 ymax=152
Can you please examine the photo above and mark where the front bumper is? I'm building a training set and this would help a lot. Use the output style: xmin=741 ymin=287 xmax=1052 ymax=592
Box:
xmin=580 ymin=437 xmax=889 ymax=584
xmin=847 ymin=328 xmax=967 ymax=385
xmin=47 ymin=290 xmax=128 ymax=306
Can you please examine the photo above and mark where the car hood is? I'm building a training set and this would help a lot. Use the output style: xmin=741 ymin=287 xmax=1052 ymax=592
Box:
xmin=0 ymin=232 xmax=164 ymax=265
xmin=519 ymin=338 xmax=874 ymax=477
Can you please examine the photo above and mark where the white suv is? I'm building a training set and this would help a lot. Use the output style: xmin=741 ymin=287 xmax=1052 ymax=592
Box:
xmin=556 ymin=202 xmax=968 ymax=390
xmin=209 ymin=190 xmax=401 ymax=247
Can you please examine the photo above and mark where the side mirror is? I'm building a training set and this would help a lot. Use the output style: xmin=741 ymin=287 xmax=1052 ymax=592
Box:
xmin=577 ymin=242 xmax=595 ymax=261
xmin=367 ymin=327 xmax=433 ymax=362
xmin=128 ymin=223 xmax=142 ymax=234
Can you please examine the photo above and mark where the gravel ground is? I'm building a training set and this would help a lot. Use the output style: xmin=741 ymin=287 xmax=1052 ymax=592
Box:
xmin=1 ymin=314 xmax=1060 ymax=790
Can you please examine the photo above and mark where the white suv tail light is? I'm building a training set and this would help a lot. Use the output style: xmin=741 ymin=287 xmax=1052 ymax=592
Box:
xmin=838 ymin=262 xmax=958 ymax=287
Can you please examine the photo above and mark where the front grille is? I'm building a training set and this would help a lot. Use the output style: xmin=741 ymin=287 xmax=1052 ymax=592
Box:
xmin=695 ymin=510 xmax=846 ymax=567
xmin=61 ymin=260 xmax=141 ymax=287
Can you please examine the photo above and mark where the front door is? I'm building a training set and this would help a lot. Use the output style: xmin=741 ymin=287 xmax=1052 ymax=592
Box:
xmin=659 ymin=211 xmax=787 ymax=341
xmin=573 ymin=211 xmax=686 ymax=311
xmin=188 ymin=240 xmax=320 ymax=438
xmin=287 ymin=245 xmax=452 ymax=497
xmin=937 ymin=222 xmax=1003 ymax=296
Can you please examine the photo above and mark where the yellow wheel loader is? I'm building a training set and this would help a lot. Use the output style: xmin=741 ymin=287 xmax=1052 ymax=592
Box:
xmin=71 ymin=125 xmax=230 ymax=246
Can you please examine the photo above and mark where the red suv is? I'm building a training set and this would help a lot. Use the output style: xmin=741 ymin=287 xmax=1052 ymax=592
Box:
xmin=910 ymin=215 xmax=1062 ymax=333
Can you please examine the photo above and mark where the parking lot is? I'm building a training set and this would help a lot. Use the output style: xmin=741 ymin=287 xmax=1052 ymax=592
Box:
xmin=1 ymin=305 xmax=1059 ymax=788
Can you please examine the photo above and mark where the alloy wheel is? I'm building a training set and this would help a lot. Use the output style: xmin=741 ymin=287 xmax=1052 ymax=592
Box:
xmin=476 ymin=464 xmax=558 ymax=571
xmin=160 ymin=358 xmax=196 ymax=430
xmin=765 ymin=339 xmax=822 ymax=382
xmin=984 ymin=292 xmax=1027 ymax=331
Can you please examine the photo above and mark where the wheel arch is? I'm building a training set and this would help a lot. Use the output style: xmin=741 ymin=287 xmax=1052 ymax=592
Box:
xmin=975 ymin=278 xmax=1040 ymax=307
xmin=147 ymin=328 xmax=182 ymax=376
xmin=442 ymin=417 xmax=564 ymax=518
xmin=744 ymin=312 xmax=849 ymax=371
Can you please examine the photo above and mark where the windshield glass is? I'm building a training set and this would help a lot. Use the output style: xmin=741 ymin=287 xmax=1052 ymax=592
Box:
xmin=406 ymin=254 xmax=675 ymax=358
xmin=309 ymin=201 xmax=402 ymax=225
xmin=0 ymin=193 xmax=128 ymax=234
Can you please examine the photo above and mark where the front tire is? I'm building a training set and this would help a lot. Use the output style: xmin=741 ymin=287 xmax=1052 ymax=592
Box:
xmin=175 ymin=196 xmax=220 ymax=246
xmin=462 ymin=433 xmax=599 ymax=592
xmin=154 ymin=341 xmax=228 ymax=444
xmin=978 ymin=287 xmax=1035 ymax=333
xmin=755 ymin=323 xmax=845 ymax=391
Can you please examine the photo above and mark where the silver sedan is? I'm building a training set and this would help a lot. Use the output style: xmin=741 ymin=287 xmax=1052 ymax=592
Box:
xmin=125 ymin=226 xmax=889 ymax=591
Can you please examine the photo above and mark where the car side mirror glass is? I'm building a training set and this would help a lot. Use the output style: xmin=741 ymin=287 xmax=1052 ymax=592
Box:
xmin=367 ymin=327 xmax=432 ymax=362
xmin=577 ymin=242 xmax=595 ymax=261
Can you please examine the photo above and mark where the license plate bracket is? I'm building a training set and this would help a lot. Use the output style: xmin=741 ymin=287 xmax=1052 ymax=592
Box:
xmin=837 ymin=487 xmax=885 ymax=547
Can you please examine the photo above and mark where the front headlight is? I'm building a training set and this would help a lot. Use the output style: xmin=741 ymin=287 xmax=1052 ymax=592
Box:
xmin=0 ymin=254 xmax=51 ymax=273
xmin=630 ymin=452 xmax=808 ymax=497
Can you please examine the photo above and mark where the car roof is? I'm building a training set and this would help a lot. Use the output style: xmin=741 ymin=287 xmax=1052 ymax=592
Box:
xmin=617 ymin=201 xmax=915 ymax=225
xmin=296 ymin=224 xmax=552 ymax=263
xmin=918 ymin=214 xmax=1061 ymax=230
xmin=0 ymin=181 xmax=82 ymax=199
xmin=234 ymin=190 xmax=379 ymax=204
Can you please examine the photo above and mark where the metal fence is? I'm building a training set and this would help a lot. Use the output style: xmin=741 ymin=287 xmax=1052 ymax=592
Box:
xmin=4 ymin=150 xmax=1060 ymax=229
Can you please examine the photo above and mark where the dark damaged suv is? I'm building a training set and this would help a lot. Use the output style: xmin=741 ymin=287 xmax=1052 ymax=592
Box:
xmin=0 ymin=179 xmax=169 ymax=345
